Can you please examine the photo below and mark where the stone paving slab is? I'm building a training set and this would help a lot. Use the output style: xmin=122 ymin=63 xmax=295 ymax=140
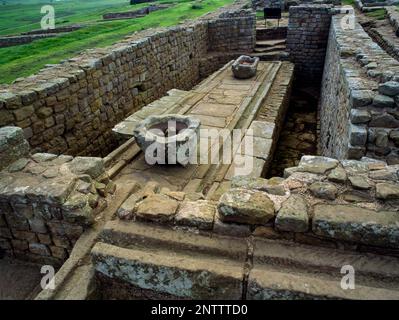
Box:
xmin=114 ymin=61 xmax=285 ymax=193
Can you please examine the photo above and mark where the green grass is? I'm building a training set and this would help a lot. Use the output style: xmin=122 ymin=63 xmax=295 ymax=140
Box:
xmin=365 ymin=8 xmax=386 ymax=20
xmin=341 ymin=0 xmax=355 ymax=6
xmin=0 ymin=0 xmax=233 ymax=84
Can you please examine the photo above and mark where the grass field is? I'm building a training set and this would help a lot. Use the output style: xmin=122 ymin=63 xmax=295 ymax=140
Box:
xmin=0 ymin=0 xmax=233 ymax=84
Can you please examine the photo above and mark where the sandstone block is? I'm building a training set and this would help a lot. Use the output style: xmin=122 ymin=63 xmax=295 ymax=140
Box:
xmin=376 ymin=183 xmax=399 ymax=200
xmin=68 ymin=157 xmax=105 ymax=178
xmin=136 ymin=194 xmax=178 ymax=223
xmin=309 ymin=182 xmax=338 ymax=200
xmin=218 ymin=188 xmax=275 ymax=225
xmin=175 ymin=200 xmax=215 ymax=230
xmin=275 ymin=194 xmax=309 ymax=233
xmin=298 ymin=156 xmax=339 ymax=174
xmin=313 ymin=204 xmax=399 ymax=248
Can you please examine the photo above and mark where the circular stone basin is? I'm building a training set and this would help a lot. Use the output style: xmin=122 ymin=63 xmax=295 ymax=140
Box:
xmin=232 ymin=55 xmax=260 ymax=79
xmin=133 ymin=114 xmax=200 ymax=166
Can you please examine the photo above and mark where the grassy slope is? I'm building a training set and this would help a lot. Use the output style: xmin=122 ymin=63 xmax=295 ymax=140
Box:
xmin=0 ymin=0 xmax=233 ymax=84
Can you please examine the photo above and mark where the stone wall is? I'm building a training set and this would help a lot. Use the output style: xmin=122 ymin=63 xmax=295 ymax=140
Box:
xmin=102 ymin=4 xmax=170 ymax=20
xmin=207 ymin=9 xmax=256 ymax=52
xmin=286 ymin=4 xmax=332 ymax=84
xmin=21 ymin=25 xmax=83 ymax=35
xmin=0 ymin=34 xmax=58 ymax=48
xmin=0 ymin=127 xmax=30 ymax=171
xmin=320 ymin=14 xmax=399 ymax=164
xmin=0 ymin=6 xmax=255 ymax=158
xmin=0 ymin=127 xmax=114 ymax=265
xmin=386 ymin=6 xmax=399 ymax=36
xmin=114 ymin=155 xmax=399 ymax=256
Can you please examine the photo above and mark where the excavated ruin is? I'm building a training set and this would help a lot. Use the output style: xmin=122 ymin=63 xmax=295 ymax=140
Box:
xmin=0 ymin=0 xmax=399 ymax=300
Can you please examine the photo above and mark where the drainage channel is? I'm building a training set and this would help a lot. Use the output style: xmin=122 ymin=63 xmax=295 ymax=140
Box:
xmin=266 ymin=85 xmax=319 ymax=178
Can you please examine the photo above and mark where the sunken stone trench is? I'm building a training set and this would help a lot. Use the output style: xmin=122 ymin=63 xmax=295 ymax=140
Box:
xmin=1 ymin=2 xmax=399 ymax=301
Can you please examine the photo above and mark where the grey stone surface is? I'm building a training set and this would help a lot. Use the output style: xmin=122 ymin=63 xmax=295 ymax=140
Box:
xmin=218 ymin=188 xmax=275 ymax=225
xmin=313 ymin=204 xmax=399 ymax=248
xmin=275 ymin=194 xmax=309 ymax=232
xmin=309 ymin=182 xmax=338 ymax=200
xmin=68 ymin=157 xmax=105 ymax=179
xmin=378 ymin=81 xmax=399 ymax=96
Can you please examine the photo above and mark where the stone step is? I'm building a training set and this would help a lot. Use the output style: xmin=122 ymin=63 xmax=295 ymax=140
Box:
xmin=256 ymin=39 xmax=286 ymax=48
xmin=92 ymin=220 xmax=399 ymax=299
xmin=253 ymin=238 xmax=399 ymax=285
xmin=248 ymin=265 xmax=399 ymax=300
xmin=254 ymin=45 xmax=286 ymax=53
xmin=91 ymin=241 xmax=245 ymax=299
xmin=252 ymin=51 xmax=289 ymax=61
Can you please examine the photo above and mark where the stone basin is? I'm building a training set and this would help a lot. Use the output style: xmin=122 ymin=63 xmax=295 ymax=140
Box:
xmin=133 ymin=114 xmax=200 ymax=166
xmin=232 ymin=55 xmax=260 ymax=79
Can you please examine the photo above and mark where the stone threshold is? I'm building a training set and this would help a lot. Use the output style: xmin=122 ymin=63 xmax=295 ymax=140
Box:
xmin=89 ymin=219 xmax=399 ymax=300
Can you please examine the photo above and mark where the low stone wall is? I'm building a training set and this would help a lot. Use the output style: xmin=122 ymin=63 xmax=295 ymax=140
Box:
xmin=0 ymin=5 xmax=255 ymax=157
xmin=0 ymin=34 xmax=58 ymax=48
xmin=286 ymin=4 xmax=333 ymax=84
xmin=0 ymin=127 xmax=114 ymax=265
xmin=355 ymin=0 xmax=399 ymax=11
xmin=102 ymin=4 xmax=170 ymax=20
xmin=320 ymin=14 xmax=399 ymax=164
xmin=21 ymin=25 xmax=82 ymax=35
xmin=115 ymin=155 xmax=399 ymax=256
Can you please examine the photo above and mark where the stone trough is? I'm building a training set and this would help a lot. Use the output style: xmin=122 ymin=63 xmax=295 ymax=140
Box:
xmin=133 ymin=114 xmax=200 ymax=166
xmin=232 ymin=55 xmax=260 ymax=79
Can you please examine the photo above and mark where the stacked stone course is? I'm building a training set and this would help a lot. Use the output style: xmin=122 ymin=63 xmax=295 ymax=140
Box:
xmin=320 ymin=14 xmax=399 ymax=164
xmin=0 ymin=5 xmax=255 ymax=157
xmin=0 ymin=127 xmax=114 ymax=265
xmin=115 ymin=155 xmax=399 ymax=255
xmin=286 ymin=4 xmax=333 ymax=84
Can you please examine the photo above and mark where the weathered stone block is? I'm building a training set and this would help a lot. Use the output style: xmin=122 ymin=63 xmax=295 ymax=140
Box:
xmin=275 ymin=194 xmax=308 ymax=233
xmin=349 ymin=124 xmax=367 ymax=146
xmin=298 ymin=156 xmax=339 ymax=174
xmin=68 ymin=157 xmax=105 ymax=178
xmin=309 ymin=182 xmax=338 ymax=200
xmin=313 ymin=204 xmax=399 ymax=248
xmin=50 ymin=246 xmax=67 ymax=260
xmin=92 ymin=242 xmax=243 ymax=299
xmin=373 ymin=95 xmax=394 ymax=108
xmin=348 ymin=175 xmax=371 ymax=190
xmin=175 ymin=200 xmax=215 ymax=230
xmin=378 ymin=81 xmax=399 ymax=96
xmin=136 ymin=194 xmax=178 ymax=223
xmin=29 ymin=243 xmax=50 ymax=256
xmin=327 ymin=166 xmax=347 ymax=183
xmin=376 ymin=183 xmax=399 ymax=200
xmin=218 ymin=188 xmax=275 ymax=225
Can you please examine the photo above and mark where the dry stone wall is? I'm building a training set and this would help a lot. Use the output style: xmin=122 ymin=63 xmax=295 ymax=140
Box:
xmin=0 ymin=6 xmax=255 ymax=158
xmin=0 ymin=34 xmax=58 ymax=48
xmin=286 ymin=4 xmax=332 ymax=84
xmin=320 ymin=14 xmax=399 ymax=164
xmin=0 ymin=127 xmax=114 ymax=265
xmin=115 ymin=155 xmax=399 ymax=256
